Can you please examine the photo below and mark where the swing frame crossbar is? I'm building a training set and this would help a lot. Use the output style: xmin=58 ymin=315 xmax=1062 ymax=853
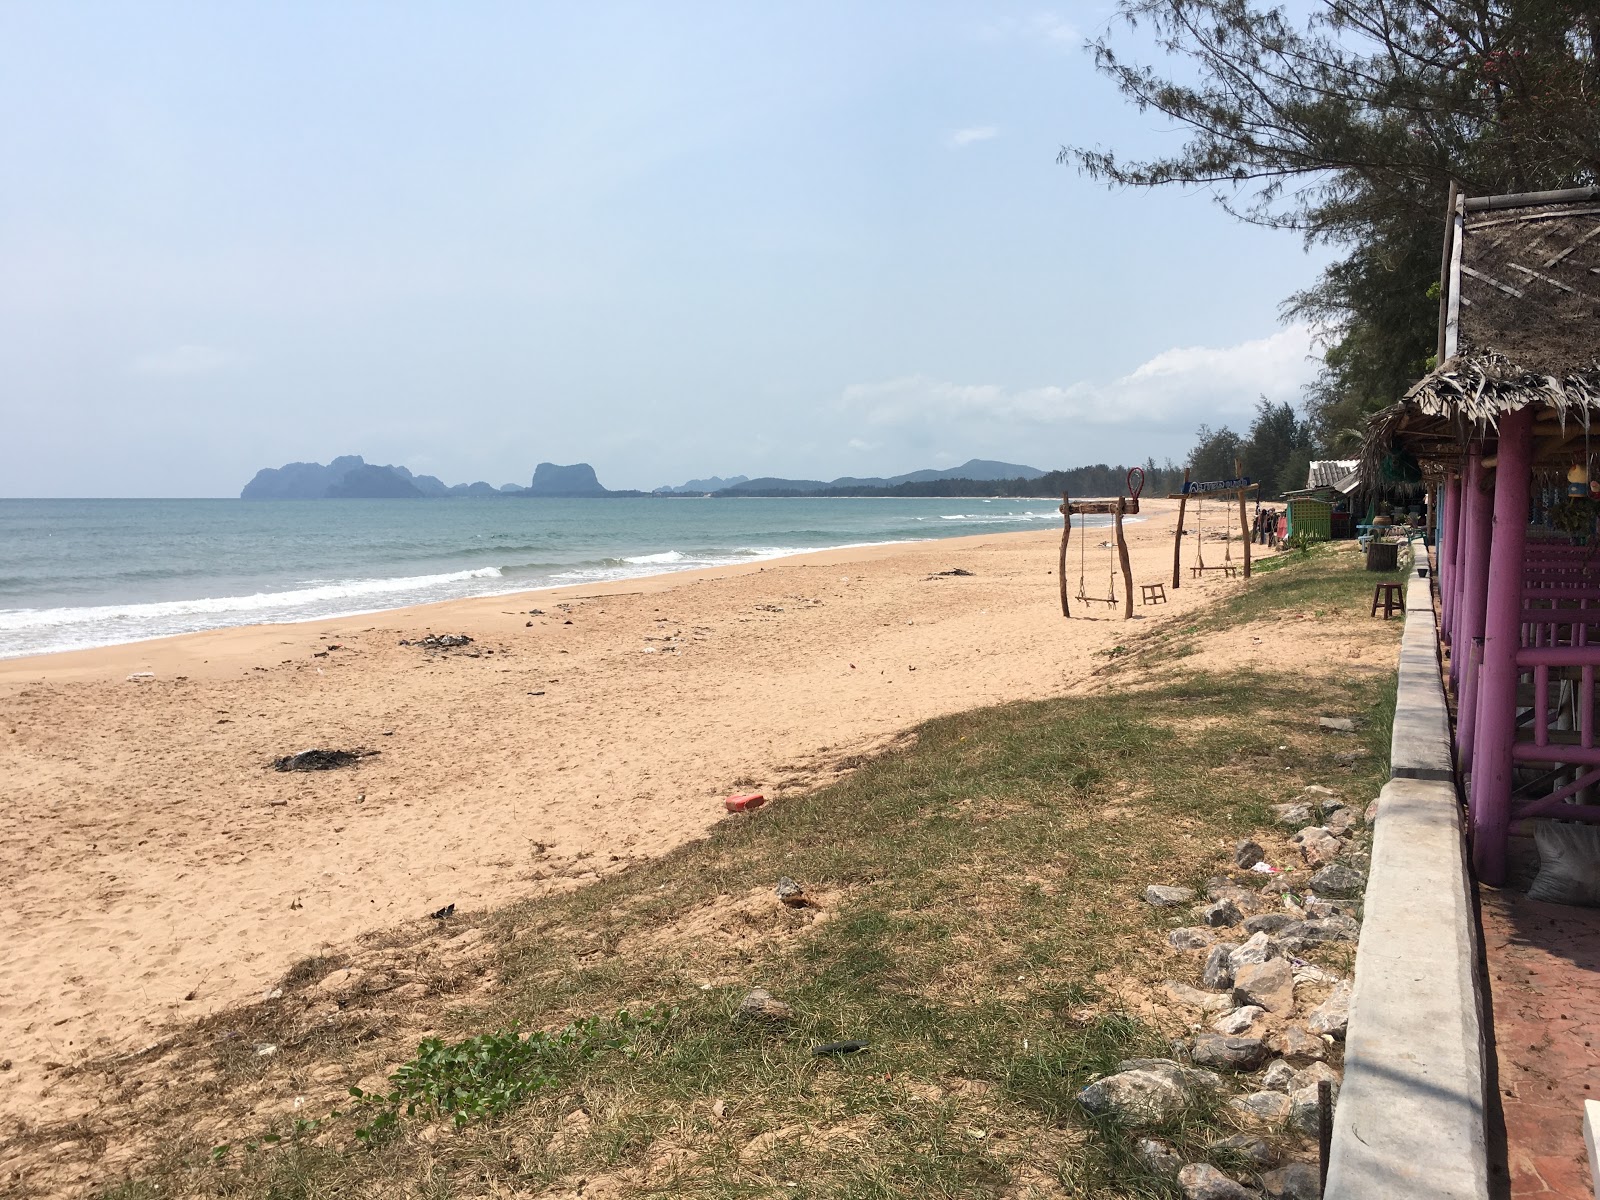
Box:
xmin=1168 ymin=462 xmax=1256 ymax=590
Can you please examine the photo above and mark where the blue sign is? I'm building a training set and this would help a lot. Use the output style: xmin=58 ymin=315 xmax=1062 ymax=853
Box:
xmin=1183 ymin=477 xmax=1252 ymax=495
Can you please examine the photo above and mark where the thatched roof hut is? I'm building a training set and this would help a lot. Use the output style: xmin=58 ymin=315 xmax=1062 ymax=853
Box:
xmin=1361 ymin=187 xmax=1600 ymax=484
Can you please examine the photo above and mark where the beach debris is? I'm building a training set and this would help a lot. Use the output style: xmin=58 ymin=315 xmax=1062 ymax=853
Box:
xmin=1176 ymin=1163 xmax=1254 ymax=1200
xmin=272 ymin=748 xmax=374 ymax=772
xmin=733 ymin=988 xmax=792 ymax=1026
xmin=399 ymin=633 xmax=473 ymax=649
xmin=775 ymin=877 xmax=807 ymax=907
xmin=1143 ymin=884 xmax=1195 ymax=907
xmin=725 ymin=793 xmax=766 ymax=813
xmin=1317 ymin=715 xmax=1356 ymax=733
xmin=528 ymin=609 xmax=545 ymax=615
xmin=812 ymin=1040 xmax=869 ymax=1056
xmin=429 ymin=903 xmax=455 ymax=920
xmin=1233 ymin=839 xmax=1265 ymax=869
xmin=1249 ymin=860 xmax=1281 ymax=874
xmin=126 ymin=672 xmax=155 ymax=681
xmin=930 ymin=568 xmax=975 ymax=577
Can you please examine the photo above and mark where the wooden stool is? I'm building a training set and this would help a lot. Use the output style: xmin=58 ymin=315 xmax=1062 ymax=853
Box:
xmin=1141 ymin=583 xmax=1167 ymax=605
xmin=1371 ymin=582 xmax=1405 ymax=619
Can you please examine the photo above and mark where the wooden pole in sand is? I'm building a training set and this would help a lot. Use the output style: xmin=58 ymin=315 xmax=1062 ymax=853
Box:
xmin=1172 ymin=468 xmax=1190 ymax=591
xmin=1235 ymin=458 xmax=1253 ymax=579
xmin=1115 ymin=496 xmax=1134 ymax=619
xmin=1059 ymin=491 xmax=1072 ymax=617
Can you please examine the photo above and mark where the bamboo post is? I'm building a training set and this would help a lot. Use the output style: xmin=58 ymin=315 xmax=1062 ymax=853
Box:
xmin=1058 ymin=491 xmax=1071 ymax=617
xmin=1235 ymin=458 xmax=1252 ymax=579
xmin=1115 ymin=496 xmax=1134 ymax=619
xmin=1172 ymin=468 xmax=1189 ymax=590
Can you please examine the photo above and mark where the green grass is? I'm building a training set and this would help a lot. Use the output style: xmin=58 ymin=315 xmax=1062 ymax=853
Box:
xmin=81 ymin=549 xmax=1399 ymax=1200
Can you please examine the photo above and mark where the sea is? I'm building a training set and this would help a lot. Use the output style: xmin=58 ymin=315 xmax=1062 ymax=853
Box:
xmin=0 ymin=496 xmax=1121 ymax=660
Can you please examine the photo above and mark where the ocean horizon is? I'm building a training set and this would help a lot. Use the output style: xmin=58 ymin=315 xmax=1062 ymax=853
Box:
xmin=0 ymin=496 xmax=1127 ymax=659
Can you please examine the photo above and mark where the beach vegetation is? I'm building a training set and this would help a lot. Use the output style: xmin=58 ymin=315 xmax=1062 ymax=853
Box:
xmin=71 ymin=548 xmax=1398 ymax=1199
xmin=1071 ymin=0 xmax=1600 ymax=453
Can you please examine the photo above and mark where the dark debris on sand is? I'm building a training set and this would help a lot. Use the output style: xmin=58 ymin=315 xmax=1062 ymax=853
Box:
xmin=272 ymin=748 xmax=377 ymax=772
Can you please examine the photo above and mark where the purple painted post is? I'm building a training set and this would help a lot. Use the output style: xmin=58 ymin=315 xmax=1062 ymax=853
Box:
xmin=1441 ymin=474 xmax=1462 ymax=641
xmin=1454 ymin=447 xmax=1493 ymax=712
xmin=1472 ymin=406 xmax=1536 ymax=885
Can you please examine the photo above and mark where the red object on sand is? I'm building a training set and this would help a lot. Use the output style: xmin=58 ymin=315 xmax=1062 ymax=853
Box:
xmin=725 ymin=793 xmax=766 ymax=813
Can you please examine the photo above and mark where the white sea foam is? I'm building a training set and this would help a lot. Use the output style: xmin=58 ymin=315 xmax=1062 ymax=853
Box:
xmin=0 ymin=567 xmax=504 ymax=633
xmin=621 ymin=550 xmax=686 ymax=564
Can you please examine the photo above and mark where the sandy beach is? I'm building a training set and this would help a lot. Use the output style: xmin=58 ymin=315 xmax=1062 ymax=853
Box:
xmin=1 ymin=500 xmax=1249 ymax=1123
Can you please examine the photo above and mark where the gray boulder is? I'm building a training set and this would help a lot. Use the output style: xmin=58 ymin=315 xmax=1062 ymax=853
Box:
xmin=1213 ymin=1005 xmax=1265 ymax=1035
xmin=1147 ymin=884 xmax=1197 ymax=907
xmin=1228 ymin=932 xmax=1281 ymax=970
xmin=1273 ymin=803 xmax=1314 ymax=828
xmin=1201 ymin=898 xmax=1244 ymax=927
xmin=1163 ymin=980 xmax=1236 ymax=1013
xmin=1188 ymin=1033 xmax=1269 ymax=1072
xmin=1308 ymin=864 xmax=1366 ymax=899
xmin=1234 ymin=840 xmax=1266 ymax=869
xmin=1170 ymin=926 xmax=1218 ymax=950
xmin=1289 ymin=1076 xmax=1340 ymax=1135
xmin=1134 ymin=1137 xmax=1183 ymax=1176
xmin=1212 ymin=1133 xmax=1277 ymax=1167
xmin=1261 ymin=1162 xmax=1321 ymax=1200
xmin=1243 ymin=913 xmax=1294 ymax=935
xmin=1306 ymin=981 xmax=1351 ymax=1039
xmin=1076 ymin=1060 xmax=1221 ymax=1124
xmin=1230 ymin=1089 xmax=1293 ymax=1124
xmin=1233 ymin=958 xmax=1296 ymax=1015
xmin=1268 ymin=1026 xmax=1328 ymax=1063
xmin=734 ymin=988 xmax=792 ymax=1025
xmin=1203 ymin=943 xmax=1238 ymax=990
xmin=1177 ymin=1163 xmax=1255 ymax=1200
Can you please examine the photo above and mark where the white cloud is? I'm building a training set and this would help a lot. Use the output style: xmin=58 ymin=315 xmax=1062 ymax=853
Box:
xmin=949 ymin=125 xmax=999 ymax=148
xmin=131 ymin=345 xmax=236 ymax=376
xmin=840 ymin=326 xmax=1320 ymax=433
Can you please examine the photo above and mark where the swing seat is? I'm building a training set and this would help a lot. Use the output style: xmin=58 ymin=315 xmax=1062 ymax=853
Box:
xmin=1191 ymin=564 xmax=1239 ymax=578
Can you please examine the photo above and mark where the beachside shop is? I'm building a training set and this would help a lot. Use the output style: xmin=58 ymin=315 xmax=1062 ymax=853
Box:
xmin=1362 ymin=187 xmax=1600 ymax=886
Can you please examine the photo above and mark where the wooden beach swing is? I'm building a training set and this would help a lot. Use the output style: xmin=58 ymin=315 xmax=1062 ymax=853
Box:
xmin=1059 ymin=467 xmax=1143 ymax=619
xmin=1168 ymin=461 xmax=1256 ymax=590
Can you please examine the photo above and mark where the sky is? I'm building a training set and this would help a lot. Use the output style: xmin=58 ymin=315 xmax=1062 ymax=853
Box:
xmin=0 ymin=2 xmax=1335 ymax=497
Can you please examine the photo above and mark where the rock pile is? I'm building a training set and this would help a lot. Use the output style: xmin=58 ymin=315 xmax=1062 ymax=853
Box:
xmin=1105 ymin=784 xmax=1371 ymax=1195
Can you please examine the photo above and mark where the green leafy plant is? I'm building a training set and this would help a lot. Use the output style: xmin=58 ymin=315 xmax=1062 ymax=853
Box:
xmin=1286 ymin=529 xmax=1322 ymax=556
xmin=345 ymin=1008 xmax=670 ymax=1141
xmin=1550 ymin=496 xmax=1596 ymax=536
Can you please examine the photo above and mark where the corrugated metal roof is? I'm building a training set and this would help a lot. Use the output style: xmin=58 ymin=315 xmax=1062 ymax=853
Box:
xmin=1308 ymin=460 xmax=1359 ymax=490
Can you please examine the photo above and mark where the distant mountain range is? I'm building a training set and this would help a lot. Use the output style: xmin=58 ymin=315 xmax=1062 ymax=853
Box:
xmin=673 ymin=459 xmax=1046 ymax=495
xmin=240 ymin=457 xmax=638 ymax=499
xmin=240 ymin=456 xmax=1060 ymax=500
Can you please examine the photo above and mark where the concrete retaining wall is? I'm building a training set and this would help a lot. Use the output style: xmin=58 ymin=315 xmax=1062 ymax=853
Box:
xmin=1325 ymin=538 xmax=1490 ymax=1199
